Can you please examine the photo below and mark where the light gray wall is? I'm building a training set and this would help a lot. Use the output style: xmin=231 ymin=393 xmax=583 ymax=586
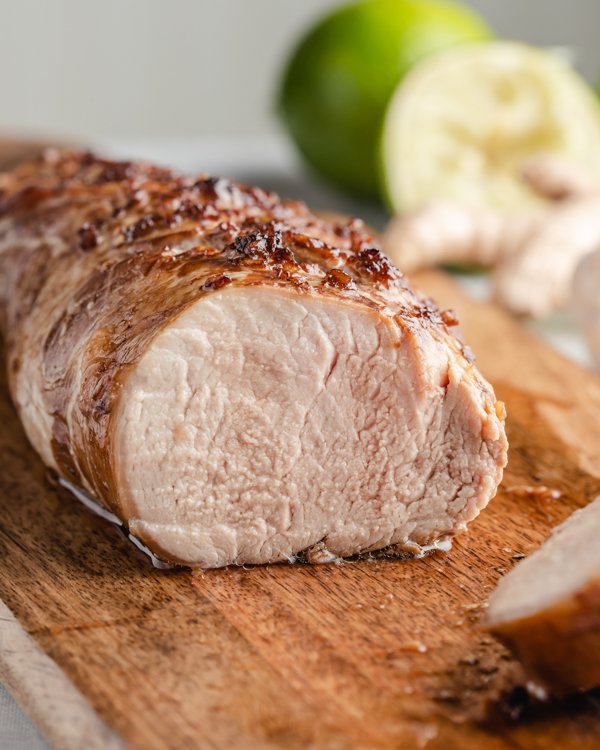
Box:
xmin=0 ymin=0 xmax=599 ymax=140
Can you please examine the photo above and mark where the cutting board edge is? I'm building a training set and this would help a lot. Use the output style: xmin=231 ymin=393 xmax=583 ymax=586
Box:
xmin=0 ymin=599 xmax=125 ymax=750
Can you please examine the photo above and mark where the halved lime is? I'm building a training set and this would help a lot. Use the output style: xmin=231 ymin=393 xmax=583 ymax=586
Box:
xmin=278 ymin=0 xmax=490 ymax=199
xmin=381 ymin=42 xmax=600 ymax=213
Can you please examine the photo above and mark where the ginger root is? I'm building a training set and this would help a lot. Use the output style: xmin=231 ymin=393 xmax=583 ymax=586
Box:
xmin=520 ymin=151 xmax=599 ymax=201
xmin=573 ymin=249 xmax=600 ymax=367
xmin=383 ymin=153 xmax=600 ymax=318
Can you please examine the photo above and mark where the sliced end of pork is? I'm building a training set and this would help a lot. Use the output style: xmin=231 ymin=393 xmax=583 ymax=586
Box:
xmin=115 ymin=285 xmax=505 ymax=567
xmin=487 ymin=497 xmax=600 ymax=694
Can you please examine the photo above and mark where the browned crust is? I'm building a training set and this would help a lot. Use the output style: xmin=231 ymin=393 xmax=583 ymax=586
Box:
xmin=0 ymin=138 xmax=58 ymax=171
xmin=487 ymin=577 xmax=600 ymax=695
xmin=0 ymin=149 xmax=502 ymax=534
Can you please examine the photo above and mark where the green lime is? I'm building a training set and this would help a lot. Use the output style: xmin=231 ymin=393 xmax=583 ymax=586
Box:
xmin=278 ymin=0 xmax=490 ymax=199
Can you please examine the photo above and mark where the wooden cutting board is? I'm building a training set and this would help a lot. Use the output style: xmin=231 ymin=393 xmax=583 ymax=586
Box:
xmin=1 ymin=269 xmax=600 ymax=750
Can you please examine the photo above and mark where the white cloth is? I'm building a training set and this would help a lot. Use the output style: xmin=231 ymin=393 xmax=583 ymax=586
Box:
xmin=0 ymin=685 xmax=47 ymax=749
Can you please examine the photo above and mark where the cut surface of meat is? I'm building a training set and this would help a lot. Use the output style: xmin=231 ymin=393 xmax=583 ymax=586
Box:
xmin=487 ymin=497 xmax=600 ymax=694
xmin=116 ymin=286 xmax=502 ymax=565
xmin=0 ymin=150 xmax=508 ymax=567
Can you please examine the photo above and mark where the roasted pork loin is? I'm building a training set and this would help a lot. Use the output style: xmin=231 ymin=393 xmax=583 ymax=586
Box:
xmin=0 ymin=150 xmax=508 ymax=567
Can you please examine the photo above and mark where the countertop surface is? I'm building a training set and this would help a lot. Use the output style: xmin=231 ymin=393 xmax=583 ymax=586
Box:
xmin=0 ymin=136 xmax=596 ymax=750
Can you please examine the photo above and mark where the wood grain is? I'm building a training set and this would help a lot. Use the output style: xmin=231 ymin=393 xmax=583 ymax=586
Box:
xmin=1 ymin=269 xmax=600 ymax=750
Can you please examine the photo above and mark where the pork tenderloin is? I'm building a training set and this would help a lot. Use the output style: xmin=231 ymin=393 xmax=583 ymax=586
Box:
xmin=0 ymin=150 xmax=508 ymax=567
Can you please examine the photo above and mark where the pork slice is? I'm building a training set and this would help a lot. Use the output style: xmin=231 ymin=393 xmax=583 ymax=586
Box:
xmin=487 ymin=497 xmax=600 ymax=694
xmin=0 ymin=149 xmax=508 ymax=567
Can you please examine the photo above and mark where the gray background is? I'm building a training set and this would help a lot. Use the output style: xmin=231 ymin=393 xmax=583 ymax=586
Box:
xmin=0 ymin=0 xmax=599 ymax=141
